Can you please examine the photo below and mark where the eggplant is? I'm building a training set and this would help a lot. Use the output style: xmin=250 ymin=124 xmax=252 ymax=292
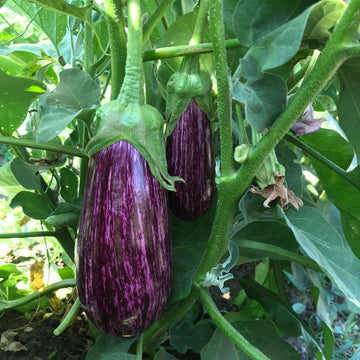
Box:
xmin=76 ymin=141 xmax=172 ymax=337
xmin=166 ymin=99 xmax=215 ymax=220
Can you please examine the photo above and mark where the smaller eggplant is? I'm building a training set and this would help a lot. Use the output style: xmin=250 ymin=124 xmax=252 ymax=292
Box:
xmin=166 ymin=99 xmax=215 ymax=220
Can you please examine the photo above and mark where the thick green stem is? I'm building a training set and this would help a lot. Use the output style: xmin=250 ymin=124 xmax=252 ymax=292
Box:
xmin=0 ymin=136 xmax=87 ymax=158
xmin=195 ymin=185 xmax=238 ymax=282
xmin=230 ymin=0 xmax=360 ymax=200
xmin=237 ymin=239 xmax=322 ymax=272
xmin=53 ymin=297 xmax=81 ymax=336
xmin=209 ymin=0 xmax=233 ymax=177
xmin=143 ymin=287 xmax=199 ymax=347
xmin=136 ymin=333 xmax=143 ymax=359
xmin=0 ymin=231 xmax=57 ymax=239
xmin=104 ymin=0 xmax=127 ymax=100
xmin=0 ymin=279 xmax=76 ymax=312
xmin=84 ymin=1 xmax=93 ymax=74
xmin=199 ymin=287 xmax=271 ymax=360
xmin=143 ymin=0 xmax=174 ymax=43
xmin=190 ymin=0 xmax=210 ymax=44
xmin=118 ymin=0 xmax=143 ymax=104
xmin=284 ymin=133 xmax=360 ymax=191
xmin=143 ymin=38 xmax=242 ymax=62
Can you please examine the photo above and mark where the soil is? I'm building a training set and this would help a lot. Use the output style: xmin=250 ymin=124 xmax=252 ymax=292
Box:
xmin=0 ymin=310 xmax=93 ymax=360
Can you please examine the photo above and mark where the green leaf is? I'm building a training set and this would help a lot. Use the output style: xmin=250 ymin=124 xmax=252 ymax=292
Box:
xmin=276 ymin=140 xmax=303 ymax=197
xmin=0 ymin=264 xmax=23 ymax=278
xmin=233 ymin=0 xmax=312 ymax=80
xmin=170 ymin=320 xmax=214 ymax=354
xmin=7 ymin=0 xmax=67 ymax=47
xmin=10 ymin=157 xmax=66 ymax=190
xmin=10 ymin=191 xmax=53 ymax=219
xmin=282 ymin=206 xmax=360 ymax=308
xmin=60 ymin=168 xmax=78 ymax=203
xmin=0 ymin=162 xmax=24 ymax=199
xmin=46 ymin=203 xmax=80 ymax=228
xmin=239 ymin=275 xmax=325 ymax=358
xmin=303 ymin=0 xmax=346 ymax=41
xmin=46 ymin=69 xmax=101 ymax=110
xmin=0 ymin=55 xmax=23 ymax=75
xmin=233 ymin=320 xmax=301 ymax=359
xmin=37 ymin=107 xmax=85 ymax=142
xmin=301 ymin=130 xmax=360 ymax=257
xmin=153 ymin=348 xmax=177 ymax=360
xmin=233 ymin=74 xmax=287 ymax=133
xmin=26 ymin=0 xmax=89 ymax=21
xmin=169 ymin=199 xmax=216 ymax=303
xmin=337 ymin=57 xmax=360 ymax=165
xmin=200 ymin=328 xmax=243 ymax=360
xmin=0 ymin=69 xmax=46 ymax=136
xmin=86 ymin=334 xmax=136 ymax=360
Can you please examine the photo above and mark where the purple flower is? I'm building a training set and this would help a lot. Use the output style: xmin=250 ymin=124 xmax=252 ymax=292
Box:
xmin=291 ymin=103 xmax=326 ymax=136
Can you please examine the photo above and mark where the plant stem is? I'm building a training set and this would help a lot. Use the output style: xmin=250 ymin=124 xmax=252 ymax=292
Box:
xmin=271 ymin=259 xmax=290 ymax=305
xmin=209 ymin=0 xmax=233 ymax=177
xmin=143 ymin=286 xmax=199 ymax=347
xmin=190 ymin=0 xmax=210 ymax=44
xmin=117 ymin=0 xmax=143 ymax=104
xmin=230 ymin=0 xmax=360 ymax=200
xmin=143 ymin=0 xmax=174 ymax=43
xmin=0 ymin=279 xmax=76 ymax=312
xmin=236 ymin=239 xmax=322 ymax=272
xmin=0 ymin=231 xmax=57 ymax=239
xmin=136 ymin=333 xmax=143 ymax=359
xmin=53 ymin=297 xmax=81 ymax=336
xmin=0 ymin=136 xmax=87 ymax=158
xmin=104 ymin=0 xmax=127 ymax=100
xmin=83 ymin=0 xmax=93 ymax=74
xmin=235 ymin=102 xmax=249 ymax=145
xmin=284 ymin=133 xmax=360 ymax=191
xmin=195 ymin=185 xmax=238 ymax=283
xmin=143 ymin=38 xmax=242 ymax=62
xmin=199 ymin=287 xmax=271 ymax=360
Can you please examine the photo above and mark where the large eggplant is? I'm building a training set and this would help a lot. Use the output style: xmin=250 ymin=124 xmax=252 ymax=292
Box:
xmin=166 ymin=99 xmax=215 ymax=220
xmin=76 ymin=141 xmax=172 ymax=337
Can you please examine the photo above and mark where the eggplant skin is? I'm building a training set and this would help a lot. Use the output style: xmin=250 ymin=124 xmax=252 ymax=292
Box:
xmin=167 ymin=99 xmax=215 ymax=220
xmin=76 ymin=141 xmax=172 ymax=337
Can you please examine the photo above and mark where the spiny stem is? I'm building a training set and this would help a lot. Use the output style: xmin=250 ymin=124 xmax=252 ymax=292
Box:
xmin=142 ymin=38 xmax=242 ymax=62
xmin=199 ymin=287 xmax=271 ymax=360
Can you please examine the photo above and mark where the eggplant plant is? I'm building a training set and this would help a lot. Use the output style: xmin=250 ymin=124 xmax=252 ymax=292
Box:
xmin=1 ymin=0 xmax=360 ymax=359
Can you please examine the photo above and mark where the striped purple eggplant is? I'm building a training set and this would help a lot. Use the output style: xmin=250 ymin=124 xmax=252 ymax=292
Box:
xmin=76 ymin=141 xmax=172 ymax=337
xmin=166 ymin=98 xmax=215 ymax=220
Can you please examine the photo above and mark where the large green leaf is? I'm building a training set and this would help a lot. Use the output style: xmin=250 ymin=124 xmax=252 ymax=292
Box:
xmin=169 ymin=320 xmax=214 ymax=354
xmin=233 ymin=0 xmax=312 ymax=80
xmin=7 ymin=0 xmax=67 ymax=47
xmin=86 ymin=334 xmax=136 ymax=360
xmin=0 ymin=69 xmax=46 ymax=136
xmin=233 ymin=73 xmax=287 ymax=133
xmin=239 ymin=275 xmax=325 ymax=358
xmin=169 ymin=199 xmax=216 ymax=303
xmin=10 ymin=191 xmax=52 ymax=219
xmin=153 ymin=348 xmax=177 ymax=360
xmin=303 ymin=0 xmax=346 ymax=41
xmin=337 ymin=57 xmax=360 ymax=165
xmin=283 ymin=206 xmax=360 ymax=308
xmin=0 ymin=162 xmax=24 ymax=199
xmin=301 ymin=130 xmax=360 ymax=257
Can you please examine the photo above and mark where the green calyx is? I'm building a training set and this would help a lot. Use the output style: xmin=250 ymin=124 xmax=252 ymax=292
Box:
xmin=85 ymin=99 xmax=182 ymax=191
xmin=255 ymin=149 xmax=285 ymax=189
xmin=165 ymin=55 xmax=212 ymax=136
xmin=234 ymin=144 xmax=252 ymax=164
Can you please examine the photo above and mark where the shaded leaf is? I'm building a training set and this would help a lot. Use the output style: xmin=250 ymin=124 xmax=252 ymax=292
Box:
xmin=170 ymin=320 xmax=213 ymax=354
xmin=153 ymin=348 xmax=177 ymax=360
xmin=0 ymin=69 xmax=46 ymax=136
xmin=10 ymin=191 xmax=52 ymax=219
xmin=46 ymin=203 xmax=80 ymax=228
xmin=46 ymin=69 xmax=101 ymax=110
xmin=60 ymin=168 xmax=78 ymax=203
xmin=169 ymin=199 xmax=216 ymax=303
xmin=233 ymin=74 xmax=287 ymax=133
xmin=233 ymin=0 xmax=312 ymax=80
xmin=337 ymin=57 xmax=360 ymax=165
xmin=283 ymin=206 xmax=360 ymax=308
xmin=0 ymin=162 xmax=24 ymax=199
